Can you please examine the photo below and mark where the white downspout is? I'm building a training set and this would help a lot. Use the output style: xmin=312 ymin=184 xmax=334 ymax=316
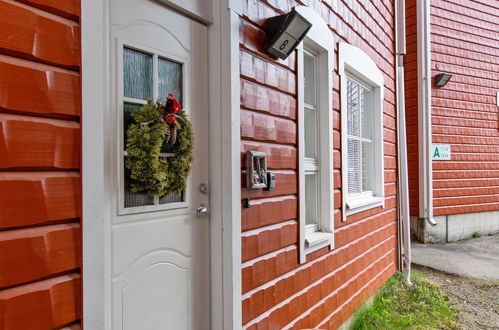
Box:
xmin=395 ymin=0 xmax=411 ymax=285
xmin=418 ymin=0 xmax=436 ymax=227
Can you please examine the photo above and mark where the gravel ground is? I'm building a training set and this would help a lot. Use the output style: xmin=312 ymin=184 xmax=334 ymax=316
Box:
xmin=414 ymin=265 xmax=499 ymax=330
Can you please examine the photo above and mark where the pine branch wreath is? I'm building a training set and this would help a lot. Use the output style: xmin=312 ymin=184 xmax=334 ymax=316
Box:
xmin=125 ymin=97 xmax=193 ymax=197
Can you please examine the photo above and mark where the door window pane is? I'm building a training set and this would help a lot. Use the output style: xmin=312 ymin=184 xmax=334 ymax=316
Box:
xmin=158 ymin=58 xmax=183 ymax=103
xmin=124 ymin=163 xmax=155 ymax=207
xmin=305 ymin=174 xmax=318 ymax=225
xmin=123 ymin=48 xmax=153 ymax=100
xmin=122 ymin=47 xmax=185 ymax=208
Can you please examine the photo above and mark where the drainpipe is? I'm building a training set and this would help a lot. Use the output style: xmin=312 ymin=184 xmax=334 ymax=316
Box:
xmin=395 ymin=0 xmax=411 ymax=285
xmin=418 ymin=0 xmax=437 ymax=229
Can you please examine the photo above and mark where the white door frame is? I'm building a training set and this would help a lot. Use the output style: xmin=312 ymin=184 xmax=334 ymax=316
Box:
xmin=81 ymin=0 xmax=242 ymax=328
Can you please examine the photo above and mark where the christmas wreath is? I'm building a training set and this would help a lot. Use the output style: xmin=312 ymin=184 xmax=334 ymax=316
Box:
xmin=125 ymin=94 xmax=193 ymax=197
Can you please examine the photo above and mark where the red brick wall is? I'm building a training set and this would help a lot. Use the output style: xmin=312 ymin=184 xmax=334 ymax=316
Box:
xmin=430 ymin=0 xmax=499 ymax=216
xmin=239 ymin=1 xmax=398 ymax=328
xmin=0 ymin=0 xmax=81 ymax=329
xmin=405 ymin=0 xmax=419 ymax=217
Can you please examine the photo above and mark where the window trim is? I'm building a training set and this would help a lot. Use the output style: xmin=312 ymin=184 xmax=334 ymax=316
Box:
xmin=339 ymin=42 xmax=385 ymax=221
xmin=296 ymin=6 xmax=335 ymax=264
xmin=117 ymin=39 xmax=192 ymax=215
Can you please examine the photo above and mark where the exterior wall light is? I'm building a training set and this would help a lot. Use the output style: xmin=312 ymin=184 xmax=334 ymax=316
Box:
xmin=264 ymin=9 xmax=312 ymax=60
xmin=434 ymin=73 xmax=453 ymax=87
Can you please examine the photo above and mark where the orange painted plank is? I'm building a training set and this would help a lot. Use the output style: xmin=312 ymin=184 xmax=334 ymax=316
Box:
xmin=16 ymin=0 xmax=80 ymax=20
xmin=240 ymin=50 xmax=296 ymax=94
xmin=241 ymin=221 xmax=297 ymax=262
xmin=241 ymin=196 xmax=297 ymax=231
xmin=0 ymin=114 xmax=80 ymax=169
xmin=242 ymin=246 xmax=298 ymax=294
xmin=240 ymin=79 xmax=296 ymax=120
xmin=242 ymin=239 xmax=395 ymax=325
xmin=0 ymin=273 xmax=81 ymax=330
xmin=0 ymin=1 xmax=80 ymax=68
xmin=0 ymin=56 xmax=80 ymax=117
xmin=0 ymin=223 xmax=81 ymax=288
xmin=0 ymin=172 xmax=81 ymax=229
xmin=240 ymin=110 xmax=297 ymax=145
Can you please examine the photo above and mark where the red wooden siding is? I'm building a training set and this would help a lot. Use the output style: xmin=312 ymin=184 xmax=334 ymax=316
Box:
xmin=0 ymin=0 xmax=81 ymax=328
xmin=404 ymin=0 xmax=419 ymax=217
xmin=430 ymin=0 xmax=499 ymax=216
xmin=239 ymin=0 xmax=398 ymax=328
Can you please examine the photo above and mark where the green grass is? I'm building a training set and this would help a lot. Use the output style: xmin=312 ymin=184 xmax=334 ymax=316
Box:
xmin=350 ymin=272 xmax=458 ymax=330
xmin=472 ymin=231 xmax=482 ymax=238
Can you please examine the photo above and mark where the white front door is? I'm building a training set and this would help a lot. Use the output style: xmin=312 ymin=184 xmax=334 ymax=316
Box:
xmin=108 ymin=0 xmax=209 ymax=329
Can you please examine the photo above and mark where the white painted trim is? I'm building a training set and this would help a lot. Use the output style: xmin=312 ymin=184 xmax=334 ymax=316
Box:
xmin=417 ymin=0 xmax=433 ymax=223
xmin=156 ymin=0 xmax=214 ymax=24
xmin=82 ymin=0 xmax=109 ymax=328
xmin=208 ymin=1 xmax=242 ymax=328
xmin=339 ymin=42 xmax=385 ymax=222
xmin=295 ymin=6 xmax=335 ymax=264
xmin=82 ymin=0 xmax=240 ymax=328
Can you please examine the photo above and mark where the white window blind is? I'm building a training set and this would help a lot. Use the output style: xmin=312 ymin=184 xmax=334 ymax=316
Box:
xmin=346 ymin=77 xmax=374 ymax=196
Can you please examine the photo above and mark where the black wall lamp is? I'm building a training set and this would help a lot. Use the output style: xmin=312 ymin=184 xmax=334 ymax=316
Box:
xmin=434 ymin=73 xmax=453 ymax=88
xmin=264 ymin=9 xmax=312 ymax=60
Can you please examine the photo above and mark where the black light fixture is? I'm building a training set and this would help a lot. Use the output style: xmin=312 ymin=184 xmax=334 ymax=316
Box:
xmin=434 ymin=73 xmax=453 ymax=88
xmin=264 ymin=9 xmax=312 ymax=60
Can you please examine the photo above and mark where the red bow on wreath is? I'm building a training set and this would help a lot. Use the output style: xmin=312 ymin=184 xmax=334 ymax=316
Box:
xmin=164 ymin=93 xmax=182 ymax=125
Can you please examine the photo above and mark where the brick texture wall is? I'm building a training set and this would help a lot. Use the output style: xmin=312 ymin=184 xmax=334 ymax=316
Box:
xmin=0 ymin=0 xmax=81 ymax=329
xmin=430 ymin=0 xmax=499 ymax=216
xmin=239 ymin=1 xmax=398 ymax=328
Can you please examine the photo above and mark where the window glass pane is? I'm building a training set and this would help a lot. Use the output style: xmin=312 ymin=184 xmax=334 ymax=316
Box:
xmin=347 ymin=79 xmax=360 ymax=137
xmin=124 ymin=164 xmax=155 ymax=208
xmin=362 ymin=140 xmax=374 ymax=192
xmin=123 ymin=102 xmax=155 ymax=207
xmin=123 ymin=102 xmax=142 ymax=145
xmin=158 ymin=58 xmax=183 ymax=103
xmin=123 ymin=47 xmax=153 ymax=100
xmin=361 ymin=87 xmax=373 ymax=140
xmin=305 ymin=107 xmax=317 ymax=159
xmin=347 ymin=138 xmax=360 ymax=194
xmin=159 ymin=191 xmax=183 ymax=204
xmin=304 ymin=52 xmax=316 ymax=106
xmin=305 ymin=174 xmax=318 ymax=225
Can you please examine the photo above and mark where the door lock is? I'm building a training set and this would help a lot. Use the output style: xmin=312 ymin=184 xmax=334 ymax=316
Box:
xmin=199 ymin=183 xmax=209 ymax=193
xmin=196 ymin=203 xmax=209 ymax=214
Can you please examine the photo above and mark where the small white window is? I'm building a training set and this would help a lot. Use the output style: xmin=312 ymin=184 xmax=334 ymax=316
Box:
xmin=296 ymin=6 xmax=335 ymax=263
xmin=339 ymin=43 xmax=385 ymax=221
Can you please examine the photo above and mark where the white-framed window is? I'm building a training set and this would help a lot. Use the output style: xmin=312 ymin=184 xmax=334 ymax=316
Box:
xmin=117 ymin=40 xmax=190 ymax=215
xmin=296 ymin=7 xmax=334 ymax=263
xmin=339 ymin=42 xmax=385 ymax=221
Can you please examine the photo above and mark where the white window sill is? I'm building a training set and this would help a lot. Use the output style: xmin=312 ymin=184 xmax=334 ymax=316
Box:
xmin=305 ymin=231 xmax=333 ymax=255
xmin=346 ymin=195 xmax=384 ymax=216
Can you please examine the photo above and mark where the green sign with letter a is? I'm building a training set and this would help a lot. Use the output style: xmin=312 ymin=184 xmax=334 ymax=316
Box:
xmin=431 ymin=144 xmax=451 ymax=160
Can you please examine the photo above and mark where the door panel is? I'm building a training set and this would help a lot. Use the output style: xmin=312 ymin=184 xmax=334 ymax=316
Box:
xmin=108 ymin=0 xmax=209 ymax=329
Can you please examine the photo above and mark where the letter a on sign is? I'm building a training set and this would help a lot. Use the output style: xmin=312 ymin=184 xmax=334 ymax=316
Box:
xmin=431 ymin=144 xmax=451 ymax=160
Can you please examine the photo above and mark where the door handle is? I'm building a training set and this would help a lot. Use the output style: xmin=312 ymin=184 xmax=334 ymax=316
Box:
xmin=196 ymin=203 xmax=209 ymax=215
